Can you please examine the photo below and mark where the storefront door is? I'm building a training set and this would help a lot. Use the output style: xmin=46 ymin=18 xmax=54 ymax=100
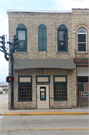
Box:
xmin=37 ymin=85 xmax=49 ymax=109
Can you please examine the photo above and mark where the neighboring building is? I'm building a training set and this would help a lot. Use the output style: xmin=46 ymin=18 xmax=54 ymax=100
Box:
xmin=7 ymin=8 xmax=89 ymax=109
xmin=0 ymin=85 xmax=8 ymax=94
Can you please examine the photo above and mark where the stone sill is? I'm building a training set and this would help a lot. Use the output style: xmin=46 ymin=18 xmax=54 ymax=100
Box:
xmin=15 ymin=52 xmax=28 ymax=54
xmin=56 ymin=52 xmax=69 ymax=54
xmin=75 ymin=52 xmax=88 ymax=54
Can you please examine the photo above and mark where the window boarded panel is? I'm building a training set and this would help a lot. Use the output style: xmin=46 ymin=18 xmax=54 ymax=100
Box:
xmin=37 ymin=77 xmax=48 ymax=82
xmin=38 ymin=24 xmax=46 ymax=51
xmin=55 ymin=77 xmax=66 ymax=82
xmin=20 ymin=77 xmax=31 ymax=82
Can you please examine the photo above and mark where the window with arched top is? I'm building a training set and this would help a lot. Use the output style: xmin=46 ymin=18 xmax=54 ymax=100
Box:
xmin=16 ymin=23 xmax=27 ymax=52
xmin=77 ymin=28 xmax=87 ymax=52
xmin=57 ymin=24 xmax=68 ymax=52
xmin=38 ymin=24 xmax=47 ymax=51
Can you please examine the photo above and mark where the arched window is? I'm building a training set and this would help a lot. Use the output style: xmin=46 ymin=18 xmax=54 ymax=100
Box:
xmin=38 ymin=24 xmax=47 ymax=51
xmin=57 ymin=24 xmax=68 ymax=52
xmin=16 ymin=23 xmax=27 ymax=52
xmin=77 ymin=28 xmax=86 ymax=52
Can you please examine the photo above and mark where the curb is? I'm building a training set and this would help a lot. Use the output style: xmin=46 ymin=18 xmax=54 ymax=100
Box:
xmin=0 ymin=128 xmax=89 ymax=132
xmin=1 ymin=112 xmax=89 ymax=116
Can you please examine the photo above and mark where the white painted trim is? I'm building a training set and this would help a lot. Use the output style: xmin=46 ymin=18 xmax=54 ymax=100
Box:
xmin=37 ymin=85 xmax=49 ymax=109
xmin=77 ymin=28 xmax=87 ymax=52
xmin=7 ymin=9 xmax=72 ymax=13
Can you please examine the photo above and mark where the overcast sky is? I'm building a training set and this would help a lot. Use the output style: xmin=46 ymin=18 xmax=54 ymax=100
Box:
xmin=0 ymin=0 xmax=89 ymax=83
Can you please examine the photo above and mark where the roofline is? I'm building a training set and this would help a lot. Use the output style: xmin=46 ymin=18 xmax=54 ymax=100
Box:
xmin=7 ymin=9 xmax=72 ymax=13
xmin=72 ymin=8 xmax=89 ymax=10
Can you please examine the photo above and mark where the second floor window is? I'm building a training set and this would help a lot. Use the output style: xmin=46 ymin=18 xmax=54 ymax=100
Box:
xmin=16 ymin=23 xmax=27 ymax=52
xmin=77 ymin=28 xmax=87 ymax=52
xmin=38 ymin=24 xmax=47 ymax=51
xmin=57 ymin=24 xmax=68 ymax=52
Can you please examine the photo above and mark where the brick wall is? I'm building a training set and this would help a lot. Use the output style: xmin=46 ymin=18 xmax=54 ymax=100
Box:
xmin=8 ymin=12 xmax=74 ymax=59
xmin=7 ymin=9 xmax=89 ymax=109
xmin=72 ymin=9 xmax=89 ymax=59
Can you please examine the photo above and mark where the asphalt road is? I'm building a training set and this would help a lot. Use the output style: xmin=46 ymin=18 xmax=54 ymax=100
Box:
xmin=0 ymin=115 xmax=89 ymax=135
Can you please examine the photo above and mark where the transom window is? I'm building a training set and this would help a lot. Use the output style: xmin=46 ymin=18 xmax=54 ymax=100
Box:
xmin=77 ymin=28 xmax=87 ymax=52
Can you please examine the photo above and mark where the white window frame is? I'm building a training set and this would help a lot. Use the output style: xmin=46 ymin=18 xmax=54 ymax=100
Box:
xmin=77 ymin=28 xmax=87 ymax=52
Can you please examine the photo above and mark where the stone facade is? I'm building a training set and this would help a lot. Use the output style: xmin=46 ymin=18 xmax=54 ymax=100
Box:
xmin=7 ymin=8 xmax=89 ymax=109
xmin=72 ymin=9 xmax=89 ymax=59
xmin=8 ymin=69 xmax=76 ymax=109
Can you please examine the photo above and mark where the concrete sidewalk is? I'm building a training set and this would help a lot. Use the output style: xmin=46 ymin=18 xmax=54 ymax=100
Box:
xmin=1 ymin=107 xmax=89 ymax=115
xmin=0 ymin=94 xmax=89 ymax=115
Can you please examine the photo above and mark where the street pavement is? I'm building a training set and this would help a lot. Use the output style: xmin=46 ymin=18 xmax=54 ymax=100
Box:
xmin=0 ymin=94 xmax=89 ymax=135
xmin=0 ymin=115 xmax=89 ymax=135
xmin=0 ymin=130 xmax=89 ymax=135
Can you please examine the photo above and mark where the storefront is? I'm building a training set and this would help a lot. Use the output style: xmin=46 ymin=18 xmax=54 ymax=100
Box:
xmin=75 ymin=59 xmax=89 ymax=107
xmin=10 ymin=58 xmax=77 ymax=109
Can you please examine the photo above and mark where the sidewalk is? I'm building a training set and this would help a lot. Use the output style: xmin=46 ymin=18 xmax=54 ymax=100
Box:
xmin=0 ymin=94 xmax=89 ymax=115
xmin=1 ymin=107 xmax=89 ymax=116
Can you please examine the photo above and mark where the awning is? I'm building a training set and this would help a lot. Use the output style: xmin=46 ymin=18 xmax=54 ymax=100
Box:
xmin=14 ymin=58 xmax=75 ymax=70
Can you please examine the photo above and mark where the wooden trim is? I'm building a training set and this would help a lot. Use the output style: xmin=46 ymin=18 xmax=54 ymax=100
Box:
xmin=55 ymin=77 xmax=66 ymax=82
xmin=74 ymin=59 xmax=88 ymax=63
xmin=53 ymin=75 xmax=67 ymax=83
xmin=20 ymin=77 xmax=31 ymax=82
xmin=18 ymin=76 xmax=32 ymax=102
xmin=76 ymin=65 xmax=78 ymax=106
xmin=37 ymin=77 xmax=48 ymax=82
xmin=76 ymin=26 xmax=88 ymax=53
xmin=77 ymin=65 xmax=88 ymax=67
xmin=36 ymin=75 xmax=50 ymax=83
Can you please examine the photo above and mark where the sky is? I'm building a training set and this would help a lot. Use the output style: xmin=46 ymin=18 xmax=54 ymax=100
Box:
xmin=0 ymin=0 xmax=89 ymax=83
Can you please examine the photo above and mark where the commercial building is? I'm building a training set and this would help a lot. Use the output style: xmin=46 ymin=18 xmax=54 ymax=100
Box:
xmin=7 ymin=8 xmax=89 ymax=109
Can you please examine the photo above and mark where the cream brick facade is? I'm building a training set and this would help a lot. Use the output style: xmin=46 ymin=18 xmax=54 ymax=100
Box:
xmin=72 ymin=9 xmax=89 ymax=59
xmin=7 ymin=9 xmax=89 ymax=109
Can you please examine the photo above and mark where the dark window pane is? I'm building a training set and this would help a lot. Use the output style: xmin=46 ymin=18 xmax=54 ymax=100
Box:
xmin=78 ymin=43 xmax=86 ymax=51
xmin=54 ymin=83 xmax=67 ymax=100
xmin=59 ymin=41 xmax=66 ymax=50
xmin=78 ymin=76 xmax=88 ymax=82
xmin=78 ymin=84 xmax=84 ymax=91
xmin=59 ymin=31 xmax=66 ymax=40
xmin=40 ymin=87 xmax=46 ymax=101
xmin=18 ymin=30 xmax=25 ymax=51
xmin=78 ymin=34 xmax=86 ymax=42
xmin=18 ymin=40 xmax=25 ymax=50
xmin=19 ymin=84 xmax=32 ymax=101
